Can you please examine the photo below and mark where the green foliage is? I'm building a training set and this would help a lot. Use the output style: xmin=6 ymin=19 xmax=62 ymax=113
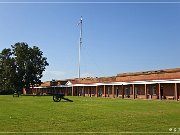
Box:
xmin=0 ymin=48 xmax=16 ymax=94
xmin=0 ymin=96 xmax=179 ymax=133
xmin=0 ymin=42 xmax=49 ymax=94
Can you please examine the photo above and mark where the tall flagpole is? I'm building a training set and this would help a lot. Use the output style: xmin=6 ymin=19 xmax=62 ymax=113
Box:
xmin=78 ymin=16 xmax=83 ymax=79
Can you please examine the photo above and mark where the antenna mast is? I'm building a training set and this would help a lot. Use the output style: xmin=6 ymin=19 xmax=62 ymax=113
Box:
xmin=78 ymin=16 xmax=82 ymax=79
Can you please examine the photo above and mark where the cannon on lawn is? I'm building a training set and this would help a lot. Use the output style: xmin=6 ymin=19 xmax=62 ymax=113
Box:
xmin=52 ymin=94 xmax=73 ymax=102
xmin=13 ymin=90 xmax=20 ymax=97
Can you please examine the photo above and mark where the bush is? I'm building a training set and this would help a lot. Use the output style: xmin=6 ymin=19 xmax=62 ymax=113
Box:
xmin=0 ymin=90 xmax=13 ymax=95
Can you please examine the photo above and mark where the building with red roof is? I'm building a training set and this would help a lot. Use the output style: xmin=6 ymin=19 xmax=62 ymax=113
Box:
xmin=27 ymin=68 xmax=180 ymax=101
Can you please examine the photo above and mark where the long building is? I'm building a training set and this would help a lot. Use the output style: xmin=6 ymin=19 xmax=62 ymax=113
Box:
xmin=26 ymin=68 xmax=180 ymax=101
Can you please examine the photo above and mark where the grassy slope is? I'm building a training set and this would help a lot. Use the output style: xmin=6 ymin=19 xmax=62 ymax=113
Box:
xmin=0 ymin=95 xmax=179 ymax=133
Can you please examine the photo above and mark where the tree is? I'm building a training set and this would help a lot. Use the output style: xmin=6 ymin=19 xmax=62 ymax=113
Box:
xmin=0 ymin=42 xmax=49 ymax=94
xmin=0 ymin=48 xmax=16 ymax=94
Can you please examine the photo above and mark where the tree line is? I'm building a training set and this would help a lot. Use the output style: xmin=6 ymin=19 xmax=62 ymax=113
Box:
xmin=0 ymin=42 xmax=49 ymax=94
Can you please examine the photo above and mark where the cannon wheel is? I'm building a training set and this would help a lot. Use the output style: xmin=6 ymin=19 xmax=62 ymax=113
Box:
xmin=53 ymin=95 xmax=61 ymax=102
xmin=13 ymin=93 xmax=19 ymax=97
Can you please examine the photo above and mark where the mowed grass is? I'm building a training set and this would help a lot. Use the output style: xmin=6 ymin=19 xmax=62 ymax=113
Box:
xmin=0 ymin=95 xmax=179 ymax=133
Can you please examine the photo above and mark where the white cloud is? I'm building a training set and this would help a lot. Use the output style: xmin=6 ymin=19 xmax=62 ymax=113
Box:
xmin=42 ymin=70 xmax=67 ymax=82
xmin=42 ymin=71 xmax=96 ymax=82
xmin=81 ymin=72 xmax=94 ymax=78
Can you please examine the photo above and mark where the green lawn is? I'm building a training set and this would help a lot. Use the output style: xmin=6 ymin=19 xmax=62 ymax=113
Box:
xmin=0 ymin=95 xmax=179 ymax=134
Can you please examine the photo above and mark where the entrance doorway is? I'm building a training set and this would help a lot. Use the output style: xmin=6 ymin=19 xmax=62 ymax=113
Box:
xmin=116 ymin=87 xmax=119 ymax=97
xmin=160 ymin=86 xmax=163 ymax=100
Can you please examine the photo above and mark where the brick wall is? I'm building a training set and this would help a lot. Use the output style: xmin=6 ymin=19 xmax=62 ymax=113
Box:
xmin=116 ymin=72 xmax=180 ymax=82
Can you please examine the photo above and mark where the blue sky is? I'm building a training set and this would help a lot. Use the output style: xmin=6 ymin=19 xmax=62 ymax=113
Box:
xmin=0 ymin=1 xmax=180 ymax=81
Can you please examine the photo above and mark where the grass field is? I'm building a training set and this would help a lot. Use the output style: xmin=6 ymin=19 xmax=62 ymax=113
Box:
xmin=0 ymin=95 xmax=179 ymax=134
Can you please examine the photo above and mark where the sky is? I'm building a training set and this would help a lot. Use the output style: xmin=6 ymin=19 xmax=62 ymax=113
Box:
xmin=0 ymin=0 xmax=180 ymax=81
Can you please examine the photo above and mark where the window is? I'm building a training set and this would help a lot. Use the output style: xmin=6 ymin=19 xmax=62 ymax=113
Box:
xmin=107 ymin=87 xmax=112 ymax=94
xmin=125 ymin=87 xmax=129 ymax=95
xmin=135 ymin=87 xmax=138 ymax=95
xmin=153 ymin=86 xmax=157 ymax=95
xmin=147 ymin=88 xmax=150 ymax=95
xmin=130 ymin=87 xmax=132 ymax=95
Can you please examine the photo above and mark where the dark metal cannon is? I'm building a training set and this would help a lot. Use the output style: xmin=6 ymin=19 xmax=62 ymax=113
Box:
xmin=52 ymin=94 xmax=73 ymax=102
xmin=13 ymin=90 xmax=20 ymax=97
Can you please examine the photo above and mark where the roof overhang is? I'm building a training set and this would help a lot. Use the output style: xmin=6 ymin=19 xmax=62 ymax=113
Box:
xmin=33 ymin=79 xmax=180 ymax=88
xmin=33 ymin=86 xmax=49 ymax=88
xmin=67 ymin=79 xmax=180 ymax=87
xmin=52 ymin=85 xmax=72 ymax=88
